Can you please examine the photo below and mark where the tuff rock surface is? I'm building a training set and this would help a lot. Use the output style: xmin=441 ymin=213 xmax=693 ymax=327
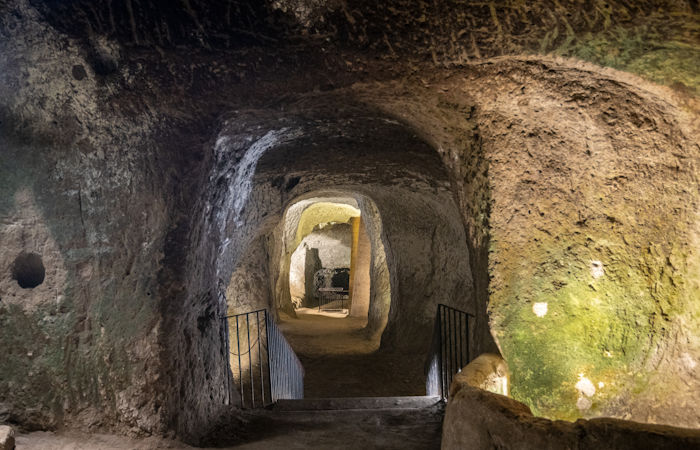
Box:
xmin=0 ymin=0 xmax=698 ymax=445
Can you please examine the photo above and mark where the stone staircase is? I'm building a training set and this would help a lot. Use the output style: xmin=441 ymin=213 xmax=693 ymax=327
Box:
xmin=236 ymin=396 xmax=445 ymax=449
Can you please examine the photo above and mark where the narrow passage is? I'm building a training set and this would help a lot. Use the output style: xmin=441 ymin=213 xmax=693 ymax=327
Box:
xmin=278 ymin=308 xmax=425 ymax=398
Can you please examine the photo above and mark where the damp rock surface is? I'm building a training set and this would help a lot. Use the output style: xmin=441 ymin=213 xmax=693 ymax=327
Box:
xmin=442 ymin=384 xmax=700 ymax=450
xmin=0 ymin=0 xmax=697 ymax=445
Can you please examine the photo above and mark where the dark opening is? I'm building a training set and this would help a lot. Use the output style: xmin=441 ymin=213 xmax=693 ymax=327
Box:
xmin=12 ymin=252 xmax=46 ymax=289
xmin=331 ymin=268 xmax=350 ymax=290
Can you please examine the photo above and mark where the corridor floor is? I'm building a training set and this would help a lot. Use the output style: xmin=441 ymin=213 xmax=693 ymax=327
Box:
xmin=18 ymin=401 xmax=444 ymax=450
xmin=278 ymin=308 xmax=425 ymax=398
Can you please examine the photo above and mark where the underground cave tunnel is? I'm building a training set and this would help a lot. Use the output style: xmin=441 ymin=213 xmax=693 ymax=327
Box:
xmin=1 ymin=0 xmax=699 ymax=449
xmin=220 ymin=109 xmax=477 ymax=405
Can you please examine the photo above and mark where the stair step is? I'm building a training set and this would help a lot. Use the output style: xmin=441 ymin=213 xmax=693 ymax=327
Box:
xmin=272 ymin=395 xmax=441 ymax=411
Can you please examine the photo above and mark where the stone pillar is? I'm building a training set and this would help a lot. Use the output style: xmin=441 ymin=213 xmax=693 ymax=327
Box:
xmin=350 ymin=217 xmax=371 ymax=318
xmin=303 ymin=247 xmax=322 ymax=307
xmin=349 ymin=217 xmax=360 ymax=301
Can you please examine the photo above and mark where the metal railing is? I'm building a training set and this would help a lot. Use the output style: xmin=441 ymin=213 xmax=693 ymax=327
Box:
xmin=425 ymin=304 xmax=474 ymax=401
xmin=267 ymin=313 xmax=304 ymax=401
xmin=226 ymin=309 xmax=304 ymax=408
xmin=316 ymin=287 xmax=349 ymax=311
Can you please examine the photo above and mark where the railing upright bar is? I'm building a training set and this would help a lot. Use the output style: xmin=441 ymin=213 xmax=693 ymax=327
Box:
xmin=264 ymin=310 xmax=272 ymax=403
xmin=459 ymin=311 xmax=464 ymax=367
xmin=452 ymin=310 xmax=462 ymax=373
xmin=454 ymin=310 xmax=459 ymax=372
xmin=235 ymin=315 xmax=243 ymax=407
xmin=226 ymin=307 xmax=304 ymax=408
xmin=455 ymin=310 xmax=460 ymax=371
xmin=277 ymin=320 xmax=282 ymax=399
xmin=452 ymin=309 xmax=456 ymax=388
xmin=466 ymin=314 xmax=471 ymax=365
xmin=288 ymin=346 xmax=292 ymax=397
xmin=277 ymin=321 xmax=282 ymax=400
xmin=256 ymin=311 xmax=264 ymax=405
xmin=278 ymin=321 xmax=282 ymax=399
xmin=288 ymin=347 xmax=292 ymax=397
xmin=269 ymin=317 xmax=275 ymax=402
xmin=446 ymin=308 xmax=451 ymax=392
xmin=449 ymin=307 xmax=455 ymax=396
xmin=441 ymin=306 xmax=448 ymax=398
xmin=437 ymin=306 xmax=442 ymax=397
xmin=442 ymin=308 xmax=450 ymax=398
xmin=425 ymin=303 xmax=475 ymax=402
xmin=270 ymin=316 xmax=277 ymax=402
xmin=459 ymin=314 xmax=469 ymax=368
xmin=246 ymin=314 xmax=254 ymax=408
xmin=429 ymin=309 xmax=440 ymax=397
xmin=284 ymin=345 xmax=289 ymax=397
xmin=224 ymin=315 xmax=231 ymax=405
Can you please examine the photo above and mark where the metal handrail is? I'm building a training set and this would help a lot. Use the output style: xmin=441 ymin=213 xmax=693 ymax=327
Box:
xmin=316 ymin=287 xmax=349 ymax=311
xmin=425 ymin=304 xmax=474 ymax=401
xmin=266 ymin=313 xmax=305 ymax=401
xmin=224 ymin=309 xmax=304 ymax=408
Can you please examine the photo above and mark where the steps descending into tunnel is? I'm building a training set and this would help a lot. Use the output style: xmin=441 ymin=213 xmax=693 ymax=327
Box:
xmin=238 ymin=396 xmax=445 ymax=449
xmin=273 ymin=395 xmax=441 ymax=411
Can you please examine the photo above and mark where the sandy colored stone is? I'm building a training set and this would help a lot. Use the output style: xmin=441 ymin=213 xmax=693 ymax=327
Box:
xmin=450 ymin=353 xmax=509 ymax=397
xmin=0 ymin=425 xmax=15 ymax=450
xmin=442 ymin=385 xmax=700 ymax=450
xmin=0 ymin=0 xmax=697 ymax=444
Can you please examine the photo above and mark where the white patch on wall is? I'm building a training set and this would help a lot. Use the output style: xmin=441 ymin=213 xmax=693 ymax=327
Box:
xmin=231 ymin=130 xmax=284 ymax=227
xmin=575 ymin=373 xmax=596 ymax=411
xmin=576 ymin=396 xmax=592 ymax=411
xmin=590 ymin=260 xmax=605 ymax=279
xmin=532 ymin=302 xmax=548 ymax=317
xmin=575 ymin=374 xmax=596 ymax=397
xmin=215 ymin=128 xmax=300 ymax=233
xmin=680 ymin=352 xmax=697 ymax=371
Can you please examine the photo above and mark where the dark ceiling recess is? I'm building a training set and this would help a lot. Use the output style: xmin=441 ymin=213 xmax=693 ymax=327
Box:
xmin=27 ymin=0 xmax=285 ymax=48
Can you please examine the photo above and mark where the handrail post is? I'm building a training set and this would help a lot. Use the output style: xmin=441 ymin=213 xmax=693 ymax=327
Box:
xmin=264 ymin=310 xmax=272 ymax=403
xmin=224 ymin=308 xmax=305 ymax=408
xmin=235 ymin=315 xmax=243 ymax=407
xmin=425 ymin=303 xmax=474 ymax=402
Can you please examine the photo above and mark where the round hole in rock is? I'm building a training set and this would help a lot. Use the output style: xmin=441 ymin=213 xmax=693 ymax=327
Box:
xmin=11 ymin=252 xmax=46 ymax=289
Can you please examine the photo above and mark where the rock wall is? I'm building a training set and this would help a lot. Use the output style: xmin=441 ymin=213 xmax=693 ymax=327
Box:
xmin=1 ymin=0 xmax=697 ymax=442
xmin=468 ymin=59 xmax=700 ymax=425
xmin=0 ymin=3 xmax=171 ymax=434
xmin=368 ymin=187 xmax=473 ymax=352
xmin=442 ymin=384 xmax=700 ymax=450
xmin=350 ymin=60 xmax=699 ymax=426
xmin=226 ymin=235 xmax=273 ymax=315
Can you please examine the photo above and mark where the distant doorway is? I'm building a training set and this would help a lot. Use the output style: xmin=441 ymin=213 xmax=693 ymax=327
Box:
xmin=288 ymin=201 xmax=371 ymax=320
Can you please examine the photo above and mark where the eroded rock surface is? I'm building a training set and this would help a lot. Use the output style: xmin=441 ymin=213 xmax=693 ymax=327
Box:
xmin=0 ymin=0 xmax=698 ymax=445
xmin=0 ymin=425 xmax=15 ymax=450
xmin=442 ymin=384 xmax=700 ymax=450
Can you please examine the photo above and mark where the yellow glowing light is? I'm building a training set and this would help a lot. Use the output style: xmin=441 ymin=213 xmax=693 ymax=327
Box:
xmin=598 ymin=381 xmax=605 ymax=388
